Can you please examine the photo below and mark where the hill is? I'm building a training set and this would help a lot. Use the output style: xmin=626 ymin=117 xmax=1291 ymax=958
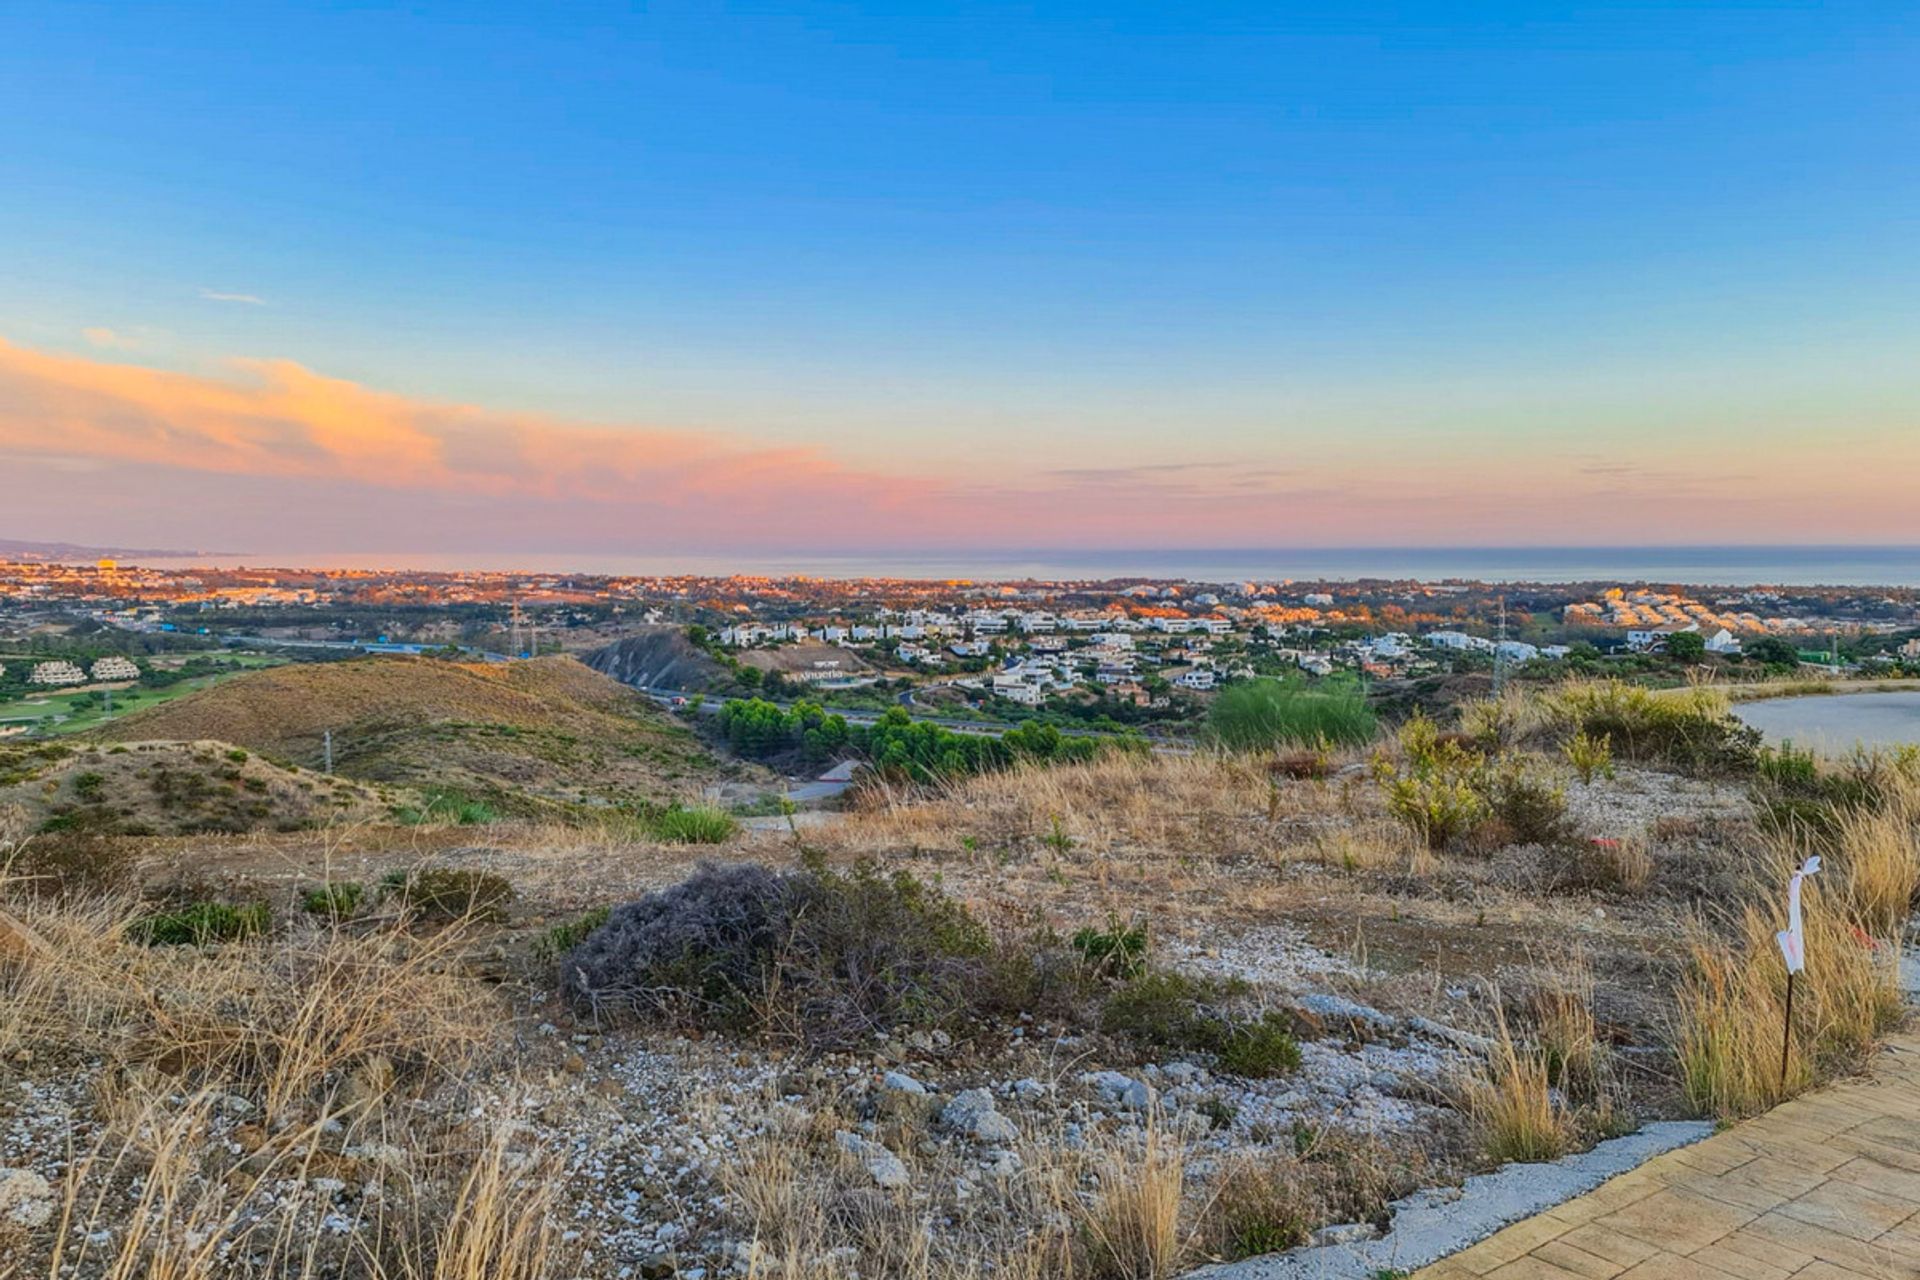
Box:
xmin=583 ymin=626 xmax=734 ymax=693
xmin=0 ymin=738 xmax=383 ymax=836
xmin=93 ymin=655 xmax=745 ymax=812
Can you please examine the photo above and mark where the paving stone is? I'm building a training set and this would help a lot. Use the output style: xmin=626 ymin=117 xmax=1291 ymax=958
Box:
xmin=1590 ymin=1186 xmax=1755 ymax=1254
xmin=1775 ymin=1178 xmax=1920 ymax=1241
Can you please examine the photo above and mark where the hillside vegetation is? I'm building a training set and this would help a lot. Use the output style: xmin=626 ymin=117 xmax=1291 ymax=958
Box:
xmin=0 ymin=738 xmax=384 ymax=836
xmin=93 ymin=655 xmax=741 ymax=812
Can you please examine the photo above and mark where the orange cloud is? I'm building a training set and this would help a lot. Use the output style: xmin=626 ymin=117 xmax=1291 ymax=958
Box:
xmin=0 ymin=337 xmax=927 ymax=513
xmin=3 ymin=335 xmax=1915 ymax=552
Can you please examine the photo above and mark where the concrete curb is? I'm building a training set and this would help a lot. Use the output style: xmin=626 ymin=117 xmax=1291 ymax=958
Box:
xmin=1184 ymin=1120 xmax=1715 ymax=1279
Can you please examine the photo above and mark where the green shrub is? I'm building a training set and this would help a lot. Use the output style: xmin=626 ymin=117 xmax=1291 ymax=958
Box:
xmin=1561 ymin=731 xmax=1614 ymax=785
xmin=379 ymin=867 xmax=514 ymax=923
xmin=1215 ymin=1011 xmax=1305 ymax=1077
xmin=71 ymin=771 xmax=106 ymax=801
xmin=1485 ymin=760 xmax=1568 ymax=845
xmin=392 ymin=786 xmax=497 ymax=826
xmin=1099 ymin=971 xmax=1297 ymax=1078
xmin=1546 ymin=680 xmax=1757 ymax=774
xmin=133 ymin=900 xmax=271 ymax=946
xmin=301 ymin=881 xmax=364 ymax=918
xmin=1070 ymin=916 xmax=1149 ymax=979
xmin=648 ymin=805 xmax=738 ymax=844
xmin=534 ymin=905 xmax=611 ymax=961
xmin=1384 ymin=772 xmax=1488 ymax=852
xmin=226 ymin=748 xmax=250 ymax=764
xmin=1209 ymin=676 xmax=1376 ymax=751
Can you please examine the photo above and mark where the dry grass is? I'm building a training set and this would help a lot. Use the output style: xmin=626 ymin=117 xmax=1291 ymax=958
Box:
xmin=1461 ymin=1005 xmax=1572 ymax=1164
xmin=1529 ymin=954 xmax=1600 ymax=1100
xmin=0 ymin=871 xmax=569 ymax=1280
xmin=1076 ymin=1127 xmax=1188 ymax=1280
xmin=0 ymin=885 xmax=495 ymax=1121
xmin=1828 ymin=806 xmax=1920 ymax=938
xmin=1676 ymin=885 xmax=1905 ymax=1118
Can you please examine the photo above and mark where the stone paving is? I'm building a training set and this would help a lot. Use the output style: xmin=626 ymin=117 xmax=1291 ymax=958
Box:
xmin=1414 ymin=1036 xmax=1920 ymax=1280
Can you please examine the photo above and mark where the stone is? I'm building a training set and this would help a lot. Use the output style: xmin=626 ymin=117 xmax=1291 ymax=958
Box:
xmin=1085 ymin=1071 xmax=1157 ymax=1111
xmin=941 ymin=1088 xmax=1021 ymax=1143
xmin=882 ymin=1070 xmax=927 ymax=1095
xmin=1011 ymin=1077 xmax=1048 ymax=1101
xmin=834 ymin=1131 xmax=910 ymax=1189
xmin=0 ymin=1168 xmax=54 ymax=1230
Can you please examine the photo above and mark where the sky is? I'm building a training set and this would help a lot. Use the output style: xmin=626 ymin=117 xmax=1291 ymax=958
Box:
xmin=1 ymin=1 xmax=1917 ymax=560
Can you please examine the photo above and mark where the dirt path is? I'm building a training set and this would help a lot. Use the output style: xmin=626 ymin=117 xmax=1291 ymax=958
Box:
xmin=1417 ymin=1035 xmax=1920 ymax=1280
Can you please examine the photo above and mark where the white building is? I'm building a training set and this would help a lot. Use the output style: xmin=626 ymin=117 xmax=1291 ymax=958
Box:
xmin=1175 ymin=668 xmax=1217 ymax=691
xmin=89 ymin=656 xmax=141 ymax=681
xmin=1704 ymin=629 xmax=1743 ymax=655
xmin=29 ymin=661 xmax=86 ymax=686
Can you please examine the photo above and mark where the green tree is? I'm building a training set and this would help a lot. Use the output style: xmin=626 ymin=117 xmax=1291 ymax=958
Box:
xmin=1665 ymin=631 xmax=1707 ymax=663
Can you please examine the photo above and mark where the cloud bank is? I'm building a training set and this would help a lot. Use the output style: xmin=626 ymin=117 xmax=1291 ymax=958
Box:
xmin=1 ymin=337 xmax=1913 ymax=555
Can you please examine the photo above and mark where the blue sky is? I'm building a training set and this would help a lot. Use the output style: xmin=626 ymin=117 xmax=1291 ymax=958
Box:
xmin=1 ymin=2 xmax=1916 ymax=553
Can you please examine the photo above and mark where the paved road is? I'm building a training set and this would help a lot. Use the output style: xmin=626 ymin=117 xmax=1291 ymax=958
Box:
xmin=1415 ymin=1034 xmax=1920 ymax=1280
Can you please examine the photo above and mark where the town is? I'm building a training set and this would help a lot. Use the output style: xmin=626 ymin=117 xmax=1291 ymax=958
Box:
xmin=6 ymin=555 xmax=1918 ymax=739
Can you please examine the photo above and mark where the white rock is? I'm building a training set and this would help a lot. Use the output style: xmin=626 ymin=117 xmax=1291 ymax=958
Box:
xmin=881 ymin=1071 xmax=927 ymax=1095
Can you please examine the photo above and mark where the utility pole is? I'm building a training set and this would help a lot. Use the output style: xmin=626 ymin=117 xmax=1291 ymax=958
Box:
xmin=1492 ymin=596 xmax=1508 ymax=695
xmin=323 ymin=729 xmax=333 ymax=774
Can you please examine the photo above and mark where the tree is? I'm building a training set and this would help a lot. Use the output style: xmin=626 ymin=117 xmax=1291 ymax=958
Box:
xmin=1746 ymin=637 xmax=1802 ymax=669
xmin=1665 ymin=631 xmax=1707 ymax=664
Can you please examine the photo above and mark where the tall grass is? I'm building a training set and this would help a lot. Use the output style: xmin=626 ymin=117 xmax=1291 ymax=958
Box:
xmin=1207 ymin=676 xmax=1376 ymax=751
xmin=1461 ymin=1005 xmax=1571 ymax=1164
xmin=1077 ymin=1128 xmax=1188 ymax=1280
xmin=1676 ymin=871 xmax=1907 ymax=1117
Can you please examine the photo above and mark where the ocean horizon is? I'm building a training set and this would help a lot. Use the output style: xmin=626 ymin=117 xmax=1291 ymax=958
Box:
xmin=117 ymin=545 xmax=1920 ymax=588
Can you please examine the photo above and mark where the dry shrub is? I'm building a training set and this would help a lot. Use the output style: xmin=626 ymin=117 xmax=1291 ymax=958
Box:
xmin=1551 ymin=836 xmax=1651 ymax=893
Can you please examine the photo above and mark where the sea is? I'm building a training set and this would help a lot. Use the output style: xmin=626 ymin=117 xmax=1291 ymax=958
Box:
xmin=119 ymin=545 xmax=1920 ymax=587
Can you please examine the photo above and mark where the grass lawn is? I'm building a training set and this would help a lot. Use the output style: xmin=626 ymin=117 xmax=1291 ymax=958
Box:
xmin=0 ymin=654 xmax=287 ymax=736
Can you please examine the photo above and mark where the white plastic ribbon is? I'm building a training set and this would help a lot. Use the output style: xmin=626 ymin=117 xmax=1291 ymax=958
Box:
xmin=1775 ymin=855 xmax=1822 ymax=975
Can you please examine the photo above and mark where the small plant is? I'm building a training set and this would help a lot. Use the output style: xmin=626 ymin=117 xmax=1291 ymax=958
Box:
xmin=70 ymin=770 xmax=106 ymax=801
xmin=225 ymin=748 xmax=250 ymax=764
xmin=1214 ymin=1011 xmax=1304 ymax=1078
xmin=380 ymin=867 xmax=515 ymax=923
xmin=1206 ymin=1157 xmax=1311 ymax=1260
xmin=534 ymin=905 xmax=611 ymax=961
xmin=1071 ymin=915 xmax=1149 ymax=979
xmin=1100 ymin=972 xmax=1297 ymax=1078
xmin=1043 ymin=813 xmax=1076 ymax=855
xmin=1561 ymin=731 xmax=1614 ymax=784
xmin=302 ymin=881 xmax=364 ymax=919
xmin=1196 ymin=1096 xmax=1239 ymax=1131
xmin=1484 ymin=758 xmax=1567 ymax=845
xmin=132 ymin=899 xmax=272 ymax=946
